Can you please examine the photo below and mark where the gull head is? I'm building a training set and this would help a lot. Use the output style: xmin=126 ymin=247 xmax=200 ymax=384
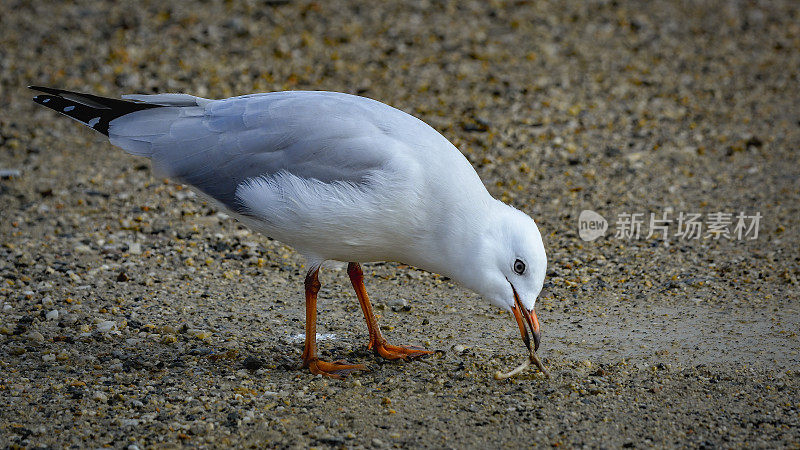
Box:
xmin=455 ymin=201 xmax=547 ymax=352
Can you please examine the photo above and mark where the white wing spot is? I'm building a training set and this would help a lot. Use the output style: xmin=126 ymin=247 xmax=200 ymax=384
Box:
xmin=42 ymin=98 xmax=50 ymax=103
xmin=88 ymin=117 xmax=100 ymax=127
xmin=64 ymin=106 xmax=75 ymax=112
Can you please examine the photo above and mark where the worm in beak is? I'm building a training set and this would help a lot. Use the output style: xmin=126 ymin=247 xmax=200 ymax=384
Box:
xmin=510 ymin=284 xmax=541 ymax=352
xmin=495 ymin=283 xmax=549 ymax=380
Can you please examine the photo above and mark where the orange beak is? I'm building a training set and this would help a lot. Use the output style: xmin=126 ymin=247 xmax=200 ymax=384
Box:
xmin=511 ymin=285 xmax=541 ymax=352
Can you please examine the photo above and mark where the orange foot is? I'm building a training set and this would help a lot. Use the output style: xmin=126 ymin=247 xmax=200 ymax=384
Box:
xmin=372 ymin=341 xmax=434 ymax=360
xmin=304 ymin=358 xmax=365 ymax=379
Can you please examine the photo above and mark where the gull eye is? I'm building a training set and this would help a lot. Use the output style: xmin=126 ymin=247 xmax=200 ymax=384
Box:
xmin=513 ymin=259 xmax=526 ymax=275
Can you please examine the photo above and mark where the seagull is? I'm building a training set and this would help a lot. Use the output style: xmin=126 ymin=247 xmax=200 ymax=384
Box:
xmin=29 ymin=86 xmax=547 ymax=378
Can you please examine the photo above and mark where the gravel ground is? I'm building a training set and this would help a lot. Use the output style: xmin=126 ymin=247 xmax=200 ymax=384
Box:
xmin=2 ymin=0 xmax=799 ymax=448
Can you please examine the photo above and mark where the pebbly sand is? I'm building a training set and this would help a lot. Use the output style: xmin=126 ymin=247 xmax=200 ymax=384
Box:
xmin=1 ymin=0 xmax=798 ymax=448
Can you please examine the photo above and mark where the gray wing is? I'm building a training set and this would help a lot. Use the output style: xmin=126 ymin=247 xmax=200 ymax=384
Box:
xmin=107 ymin=91 xmax=412 ymax=213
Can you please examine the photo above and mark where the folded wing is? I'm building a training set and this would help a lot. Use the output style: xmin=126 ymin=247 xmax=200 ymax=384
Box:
xmin=107 ymin=91 xmax=401 ymax=214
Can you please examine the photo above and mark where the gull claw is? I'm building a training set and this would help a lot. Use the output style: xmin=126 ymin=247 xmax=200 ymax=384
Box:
xmin=373 ymin=342 xmax=433 ymax=361
xmin=304 ymin=358 xmax=365 ymax=379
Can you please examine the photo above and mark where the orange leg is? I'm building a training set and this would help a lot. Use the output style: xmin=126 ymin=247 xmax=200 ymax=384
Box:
xmin=301 ymin=267 xmax=365 ymax=379
xmin=347 ymin=262 xmax=433 ymax=360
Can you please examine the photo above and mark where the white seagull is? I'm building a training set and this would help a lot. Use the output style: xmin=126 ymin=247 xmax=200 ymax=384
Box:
xmin=30 ymin=86 xmax=547 ymax=378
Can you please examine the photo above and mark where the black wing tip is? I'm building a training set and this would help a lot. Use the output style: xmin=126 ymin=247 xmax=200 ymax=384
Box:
xmin=32 ymin=94 xmax=57 ymax=104
xmin=28 ymin=85 xmax=161 ymax=137
xmin=28 ymin=85 xmax=104 ymax=99
xmin=29 ymin=86 xmax=51 ymax=102
xmin=29 ymin=86 xmax=74 ymax=102
xmin=29 ymin=91 xmax=112 ymax=135
xmin=29 ymin=85 xmax=62 ymax=95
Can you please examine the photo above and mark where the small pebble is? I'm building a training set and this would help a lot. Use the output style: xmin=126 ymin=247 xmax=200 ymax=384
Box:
xmin=96 ymin=321 xmax=117 ymax=332
xmin=387 ymin=297 xmax=409 ymax=309
xmin=27 ymin=331 xmax=45 ymax=343
xmin=9 ymin=345 xmax=25 ymax=356
xmin=0 ymin=169 xmax=21 ymax=179
xmin=188 ymin=329 xmax=212 ymax=340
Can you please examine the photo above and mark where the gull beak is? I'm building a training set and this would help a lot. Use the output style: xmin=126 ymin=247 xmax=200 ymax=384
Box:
xmin=511 ymin=286 xmax=541 ymax=352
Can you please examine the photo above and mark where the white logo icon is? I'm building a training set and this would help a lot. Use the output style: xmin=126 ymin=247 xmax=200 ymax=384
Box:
xmin=579 ymin=210 xmax=608 ymax=241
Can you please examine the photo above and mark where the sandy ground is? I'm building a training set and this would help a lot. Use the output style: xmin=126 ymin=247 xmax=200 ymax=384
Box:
xmin=1 ymin=0 xmax=799 ymax=448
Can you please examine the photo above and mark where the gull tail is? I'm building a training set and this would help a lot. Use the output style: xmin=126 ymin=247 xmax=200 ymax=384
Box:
xmin=28 ymin=85 xmax=160 ymax=136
